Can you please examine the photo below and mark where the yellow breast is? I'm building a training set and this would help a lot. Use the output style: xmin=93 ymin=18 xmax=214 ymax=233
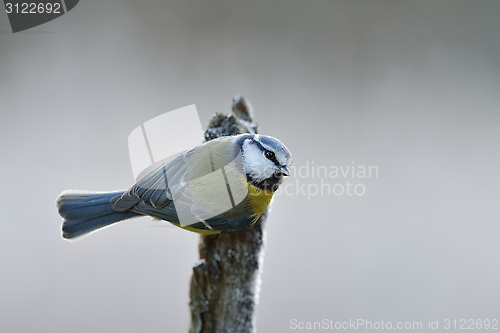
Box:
xmin=247 ymin=182 xmax=275 ymax=218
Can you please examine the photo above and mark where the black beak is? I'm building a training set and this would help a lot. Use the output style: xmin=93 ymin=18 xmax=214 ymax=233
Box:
xmin=279 ymin=166 xmax=290 ymax=177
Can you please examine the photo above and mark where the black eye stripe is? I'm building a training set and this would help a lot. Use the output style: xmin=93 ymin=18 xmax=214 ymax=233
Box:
xmin=265 ymin=150 xmax=275 ymax=160
xmin=252 ymin=138 xmax=281 ymax=167
xmin=265 ymin=150 xmax=281 ymax=167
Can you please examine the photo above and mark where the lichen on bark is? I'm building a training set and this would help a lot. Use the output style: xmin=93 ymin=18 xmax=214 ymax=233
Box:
xmin=189 ymin=95 xmax=268 ymax=333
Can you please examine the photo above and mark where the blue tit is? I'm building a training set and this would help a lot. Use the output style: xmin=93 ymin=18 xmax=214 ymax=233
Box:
xmin=57 ymin=134 xmax=292 ymax=240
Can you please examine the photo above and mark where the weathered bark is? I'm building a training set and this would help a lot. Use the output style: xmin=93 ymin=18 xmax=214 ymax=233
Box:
xmin=189 ymin=95 xmax=267 ymax=333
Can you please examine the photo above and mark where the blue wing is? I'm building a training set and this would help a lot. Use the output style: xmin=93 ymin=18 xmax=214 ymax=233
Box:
xmin=111 ymin=137 xmax=253 ymax=232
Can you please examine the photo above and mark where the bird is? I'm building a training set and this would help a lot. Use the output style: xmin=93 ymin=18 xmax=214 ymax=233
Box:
xmin=57 ymin=134 xmax=292 ymax=241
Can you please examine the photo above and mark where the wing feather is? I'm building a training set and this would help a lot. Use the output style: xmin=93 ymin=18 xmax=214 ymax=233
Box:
xmin=112 ymin=137 xmax=242 ymax=226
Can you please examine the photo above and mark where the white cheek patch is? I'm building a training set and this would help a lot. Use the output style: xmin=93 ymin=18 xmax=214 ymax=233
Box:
xmin=242 ymin=140 xmax=276 ymax=182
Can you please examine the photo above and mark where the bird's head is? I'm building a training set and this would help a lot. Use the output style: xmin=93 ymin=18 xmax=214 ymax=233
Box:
xmin=238 ymin=134 xmax=292 ymax=191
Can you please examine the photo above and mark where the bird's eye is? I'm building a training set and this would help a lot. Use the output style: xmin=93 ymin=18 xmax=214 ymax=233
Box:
xmin=265 ymin=150 xmax=275 ymax=160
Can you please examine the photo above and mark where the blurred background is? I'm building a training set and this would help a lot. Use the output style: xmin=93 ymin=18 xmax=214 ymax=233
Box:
xmin=1 ymin=1 xmax=500 ymax=332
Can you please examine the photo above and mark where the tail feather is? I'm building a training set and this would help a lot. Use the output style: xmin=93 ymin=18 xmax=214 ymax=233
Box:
xmin=57 ymin=190 xmax=140 ymax=241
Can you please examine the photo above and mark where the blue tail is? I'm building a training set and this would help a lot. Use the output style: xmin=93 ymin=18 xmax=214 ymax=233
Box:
xmin=57 ymin=190 xmax=141 ymax=241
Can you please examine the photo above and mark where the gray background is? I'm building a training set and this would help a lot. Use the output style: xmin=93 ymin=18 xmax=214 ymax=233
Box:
xmin=1 ymin=1 xmax=500 ymax=332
